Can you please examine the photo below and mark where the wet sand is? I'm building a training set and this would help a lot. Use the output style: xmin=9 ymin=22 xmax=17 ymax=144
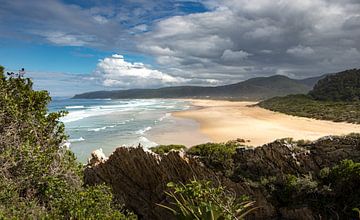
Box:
xmin=146 ymin=114 xmax=211 ymax=147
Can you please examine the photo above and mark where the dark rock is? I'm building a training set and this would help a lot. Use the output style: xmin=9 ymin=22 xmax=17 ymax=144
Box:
xmin=84 ymin=147 xmax=274 ymax=219
xmin=84 ymin=134 xmax=360 ymax=220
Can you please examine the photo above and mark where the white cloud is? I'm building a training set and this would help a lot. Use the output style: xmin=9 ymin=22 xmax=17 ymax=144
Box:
xmin=93 ymin=15 xmax=109 ymax=24
xmin=93 ymin=54 xmax=186 ymax=88
xmin=38 ymin=31 xmax=96 ymax=46
xmin=133 ymin=24 xmax=148 ymax=32
xmin=287 ymin=45 xmax=315 ymax=57
xmin=221 ymin=49 xmax=252 ymax=63
xmin=138 ymin=0 xmax=360 ymax=80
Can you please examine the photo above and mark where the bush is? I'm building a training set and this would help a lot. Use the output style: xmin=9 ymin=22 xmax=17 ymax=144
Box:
xmin=149 ymin=144 xmax=186 ymax=155
xmin=261 ymin=160 xmax=360 ymax=219
xmin=159 ymin=180 xmax=255 ymax=220
xmin=319 ymin=159 xmax=360 ymax=217
xmin=259 ymin=94 xmax=360 ymax=124
xmin=0 ymin=66 xmax=134 ymax=219
xmin=187 ymin=142 xmax=237 ymax=176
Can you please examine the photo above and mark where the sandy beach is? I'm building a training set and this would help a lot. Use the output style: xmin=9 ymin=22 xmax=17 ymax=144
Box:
xmin=171 ymin=99 xmax=360 ymax=146
xmin=146 ymin=114 xmax=211 ymax=147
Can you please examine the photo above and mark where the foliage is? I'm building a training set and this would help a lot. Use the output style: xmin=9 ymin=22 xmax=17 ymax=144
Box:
xmin=158 ymin=180 xmax=256 ymax=220
xmin=309 ymin=69 xmax=360 ymax=101
xmin=259 ymin=94 xmax=360 ymax=124
xmin=0 ymin=66 xmax=134 ymax=219
xmin=261 ymin=160 xmax=360 ymax=219
xmin=261 ymin=174 xmax=319 ymax=206
xmin=187 ymin=142 xmax=238 ymax=176
xmin=259 ymin=69 xmax=360 ymax=124
xmin=149 ymin=144 xmax=186 ymax=155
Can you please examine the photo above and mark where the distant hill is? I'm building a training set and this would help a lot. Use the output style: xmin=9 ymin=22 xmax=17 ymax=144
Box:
xmin=73 ymin=74 xmax=325 ymax=100
xmin=259 ymin=69 xmax=360 ymax=124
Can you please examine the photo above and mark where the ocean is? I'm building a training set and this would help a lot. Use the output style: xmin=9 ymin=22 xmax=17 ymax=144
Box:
xmin=49 ymin=98 xmax=191 ymax=162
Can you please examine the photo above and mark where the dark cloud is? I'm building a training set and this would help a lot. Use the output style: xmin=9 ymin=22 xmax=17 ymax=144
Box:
xmin=1 ymin=0 xmax=360 ymax=92
xmin=138 ymin=0 xmax=360 ymax=82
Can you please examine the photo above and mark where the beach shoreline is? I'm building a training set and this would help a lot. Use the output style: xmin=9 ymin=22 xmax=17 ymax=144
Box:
xmin=146 ymin=113 xmax=211 ymax=148
xmin=170 ymin=99 xmax=360 ymax=147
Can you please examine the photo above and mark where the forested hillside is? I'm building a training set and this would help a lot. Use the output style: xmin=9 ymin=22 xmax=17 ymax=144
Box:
xmin=259 ymin=69 xmax=360 ymax=123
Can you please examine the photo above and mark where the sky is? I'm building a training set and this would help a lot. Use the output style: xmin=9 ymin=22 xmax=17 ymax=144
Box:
xmin=0 ymin=0 xmax=359 ymax=96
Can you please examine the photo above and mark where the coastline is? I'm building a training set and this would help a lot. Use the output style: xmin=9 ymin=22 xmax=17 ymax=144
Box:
xmin=146 ymin=113 xmax=211 ymax=147
xmin=171 ymin=99 xmax=360 ymax=146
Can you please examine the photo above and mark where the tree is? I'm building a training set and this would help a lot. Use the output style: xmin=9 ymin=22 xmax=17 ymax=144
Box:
xmin=0 ymin=65 xmax=134 ymax=219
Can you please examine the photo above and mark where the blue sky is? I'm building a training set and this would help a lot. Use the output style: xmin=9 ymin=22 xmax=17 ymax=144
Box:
xmin=1 ymin=0 xmax=359 ymax=96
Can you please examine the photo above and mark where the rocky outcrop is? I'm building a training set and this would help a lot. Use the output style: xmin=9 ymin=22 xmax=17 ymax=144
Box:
xmin=84 ymin=134 xmax=360 ymax=220
xmin=88 ymin=148 xmax=108 ymax=166
xmin=84 ymin=147 xmax=274 ymax=219
xmin=233 ymin=135 xmax=360 ymax=180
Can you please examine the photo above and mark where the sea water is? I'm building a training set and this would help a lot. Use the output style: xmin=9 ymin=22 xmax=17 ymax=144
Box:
xmin=49 ymin=98 xmax=190 ymax=162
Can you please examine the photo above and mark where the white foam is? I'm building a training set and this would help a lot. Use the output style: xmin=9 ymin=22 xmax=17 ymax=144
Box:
xmin=158 ymin=113 xmax=171 ymax=122
xmin=136 ymin=126 xmax=152 ymax=134
xmin=65 ymin=105 xmax=85 ymax=109
xmin=61 ymin=108 xmax=119 ymax=123
xmin=69 ymin=137 xmax=85 ymax=142
xmin=88 ymin=125 xmax=116 ymax=132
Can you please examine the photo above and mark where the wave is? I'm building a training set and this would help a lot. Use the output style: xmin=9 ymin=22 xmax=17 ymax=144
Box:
xmin=65 ymin=105 xmax=85 ymax=109
xmin=68 ymin=137 xmax=85 ymax=142
xmin=61 ymin=108 xmax=118 ymax=123
xmin=88 ymin=125 xmax=116 ymax=132
xmin=136 ymin=126 xmax=152 ymax=135
xmin=60 ymin=99 xmax=188 ymax=123
xmin=158 ymin=113 xmax=171 ymax=122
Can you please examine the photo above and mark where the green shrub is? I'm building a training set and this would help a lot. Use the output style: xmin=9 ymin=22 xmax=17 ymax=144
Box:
xmin=319 ymin=159 xmax=360 ymax=216
xmin=187 ymin=143 xmax=237 ymax=176
xmin=0 ymin=66 xmax=135 ymax=219
xmin=159 ymin=180 xmax=255 ymax=220
xmin=261 ymin=160 xmax=360 ymax=219
xmin=259 ymin=94 xmax=360 ymax=124
xmin=149 ymin=144 xmax=186 ymax=155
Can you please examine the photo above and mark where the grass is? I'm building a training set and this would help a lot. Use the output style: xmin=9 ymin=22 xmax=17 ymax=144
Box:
xmin=259 ymin=94 xmax=360 ymax=124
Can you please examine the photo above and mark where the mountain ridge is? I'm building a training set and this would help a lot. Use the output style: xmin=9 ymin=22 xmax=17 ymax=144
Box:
xmin=73 ymin=74 xmax=326 ymax=100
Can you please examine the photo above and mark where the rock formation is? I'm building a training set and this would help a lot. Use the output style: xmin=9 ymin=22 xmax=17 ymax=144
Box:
xmin=84 ymin=134 xmax=360 ymax=219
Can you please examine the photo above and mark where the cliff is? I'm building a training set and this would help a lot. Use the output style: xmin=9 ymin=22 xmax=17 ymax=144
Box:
xmin=84 ymin=134 xmax=360 ymax=219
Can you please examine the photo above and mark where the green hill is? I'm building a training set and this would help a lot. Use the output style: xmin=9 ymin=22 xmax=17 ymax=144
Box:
xmin=259 ymin=69 xmax=360 ymax=123
xmin=309 ymin=69 xmax=360 ymax=101
xmin=73 ymin=75 xmax=324 ymax=100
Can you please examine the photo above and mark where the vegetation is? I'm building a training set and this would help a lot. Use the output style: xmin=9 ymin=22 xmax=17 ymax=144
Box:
xmin=0 ymin=66 xmax=135 ymax=219
xmin=159 ymin=180 xmax=255 ymax=220
xmin=259 ymin=94 xmax=360 ymax=123
xmin=309 ymin=69 xmax=360 ymax=101
xmin=261 ymin=159 xmax=360 ymax=219
xmin=259 ymin=69 xmax=360 ymax=123
xmin=187 ymin=142 xmax=238 ymax=176
xmin=183 ymin=136 xmax=360 ymax=218
xmin=149 ymin=144 xmax=186 ymax=155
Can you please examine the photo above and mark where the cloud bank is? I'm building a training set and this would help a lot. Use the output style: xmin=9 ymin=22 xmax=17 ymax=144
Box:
xmin=138 ymin=0 xmax=360 ymax=82
xmin=93 ymin=54 xmax=185 ymax=88
xmin=1 ymin=0 xmax=360 ymax=92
